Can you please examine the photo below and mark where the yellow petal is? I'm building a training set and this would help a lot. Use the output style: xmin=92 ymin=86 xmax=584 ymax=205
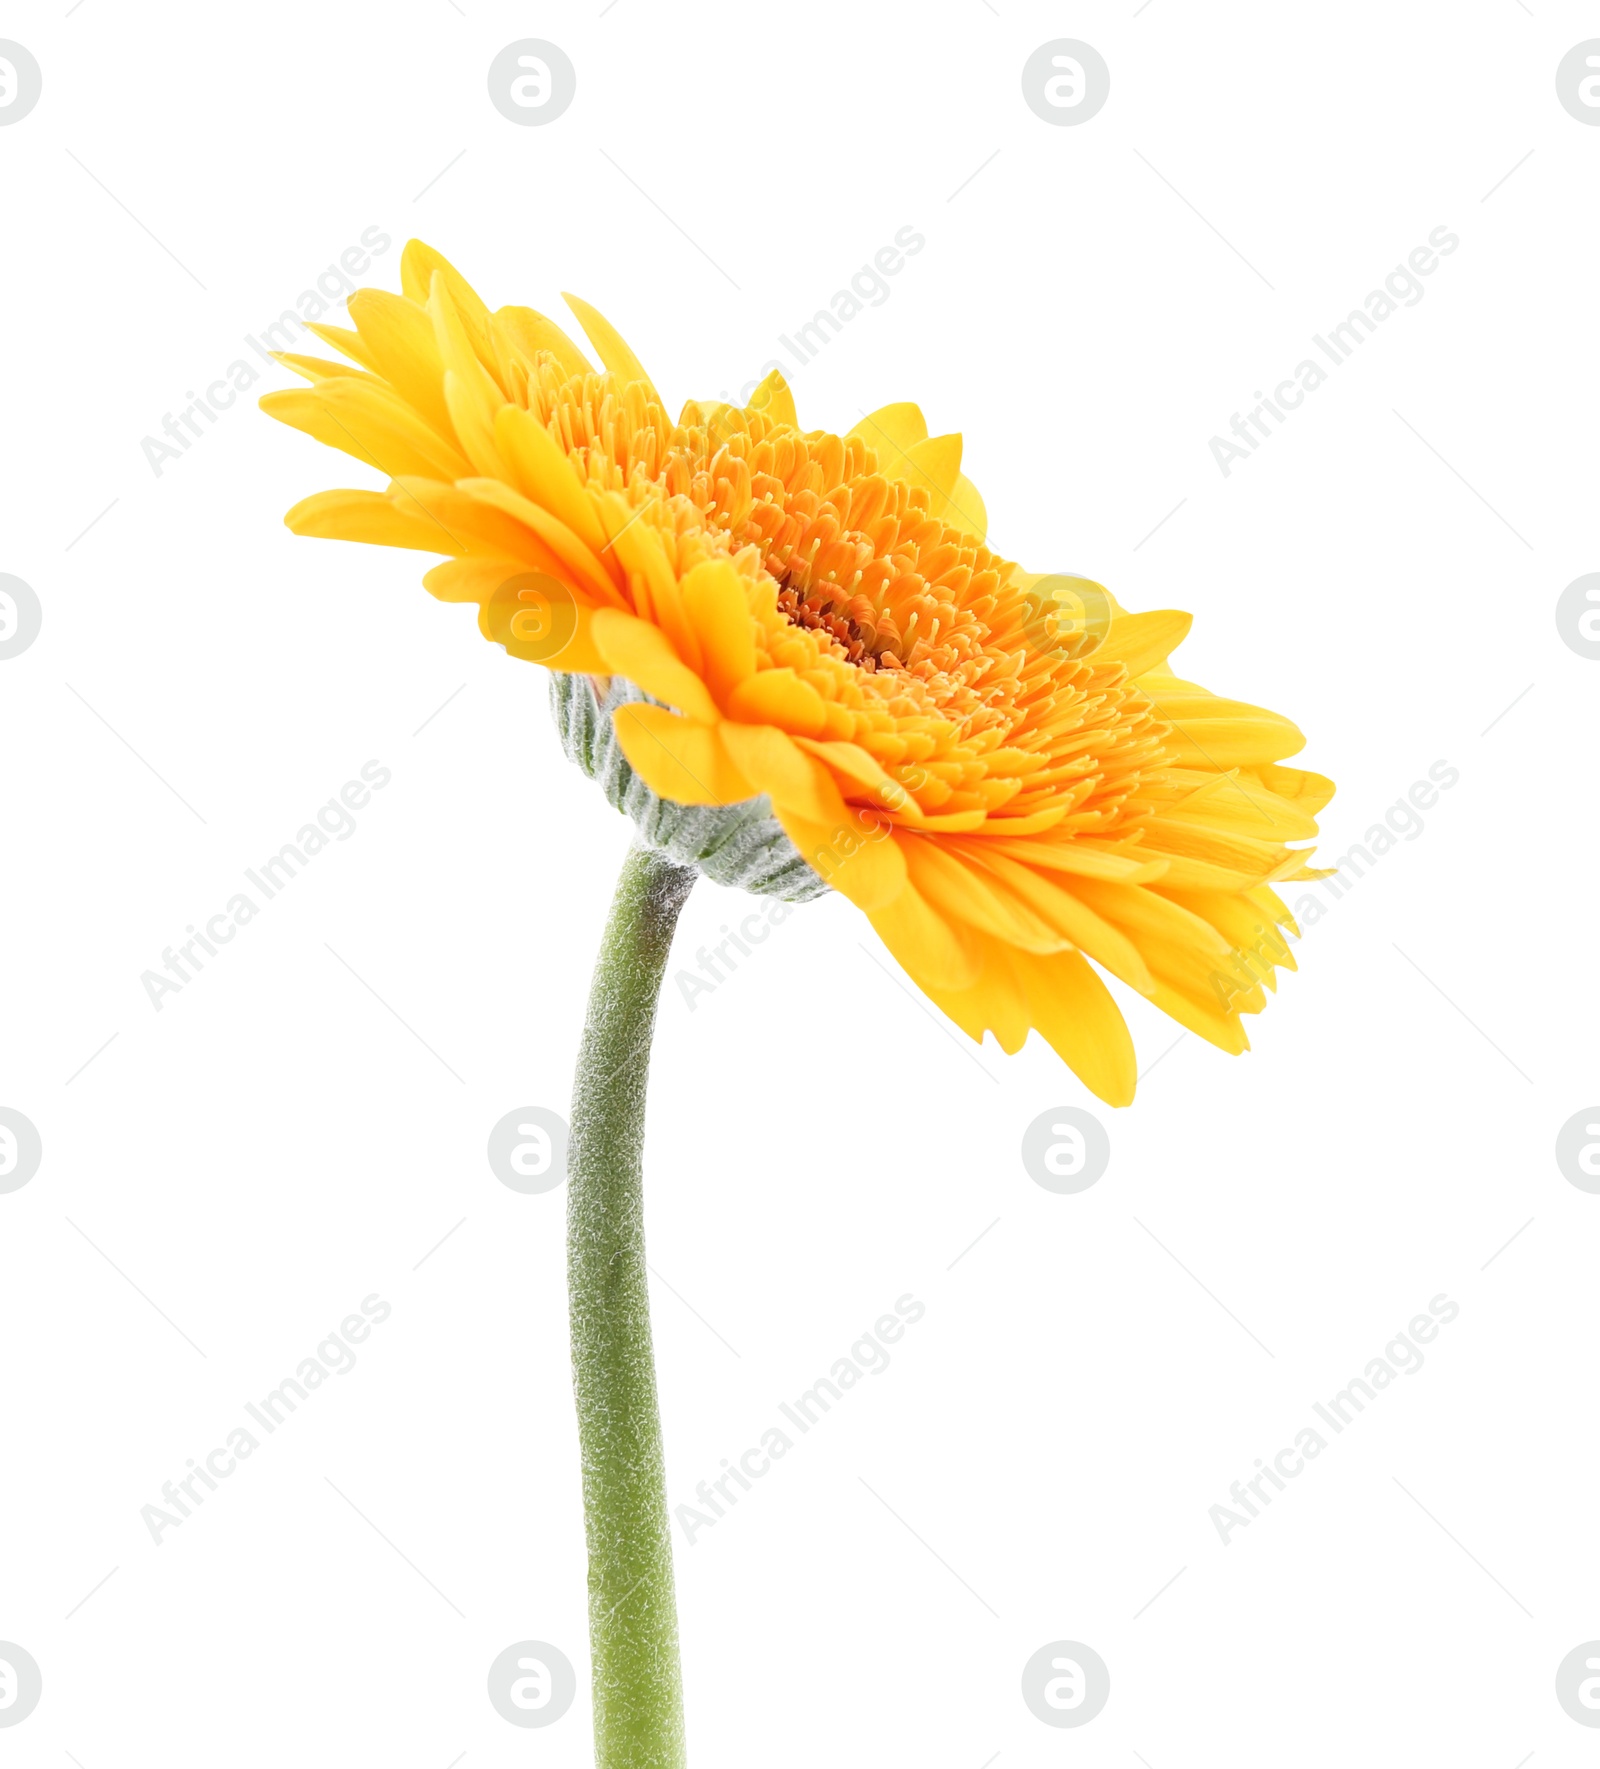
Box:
xmin=1144 ymin=980 xmax=1250 ymax=1055
xmin=899 ymin=433 xmax=963 ymax=501
xmin=849 ymin=402 xmax=927 ymax=460
xmin=890 ymin=807 xmax=997 ymax=833
xmin=1147 ymin=688 xmax=1307 ymax=769
xmin=912 ymin=933 xmax=1027 ymax=1047
xmin=597 ymin=497 xmax=682 ymax=631
xmin=1162 ymin=716 xmax=1307 ymax=770
xmin=1152 ymin=771 xmax=1320 ymax=842
xmin=1163 ymin=889 xmax=1298 ymax=978
xmin=285 ymin=489 xmax=454 ymax=553
xmin=794 ymin=736 xmax=905 ymax=805
xmin=429 ymin=272 xmax=509 ymax=479
xmin=1096 ymin=609 xmax=1193 ymax=678
xmin=478 ymin=576 xmax=605 ymax=672
xmin=983 ymin=836 xmax=1169 ymax=884
xmin=1137 ymin=817 xmax=1286 ymax=877
xmin=402 ymin=241 xmax=501 ymax=385
xmin=680 ymin=559 xmax=758 ymax=704
xmin=719 ymin=724 xmax=849 ymax=825
xmin=304 ymin=323 xmax=378 ymax=373
xmin=346 ymin=289 xmax=456 ymax=441
xmin=590 ymin=609 xmax=719 ymax=724
xmin=422 ymin=556 xmax=525 ymax=604
xmin=966 ymin=805 xmax=1070 ymax=836
xmin=1247 ymin=884 xmax=1299 ymax=939
xmin=746 ymin=369 xmax=798 ymax=430
xmin=775 ymin=810 xmax=907 ymax=913
xmin=261 ymin=381 xmax=471 ymax=483
xmin=453 ymin=478 xmax=619 ymax=607
xmin=727 ymin=667 xmax=829 ymax=737
xmin=561 ymin=293 xmax=661 ymax=404
xmin=868 ymin=872 xmax=982 ymax=993
xmin=1070 ymin=876 xmax=1232 ymax=957
xmin=1143 ymin=933 xmax=1265 ymax=1017
xmin=1009 ymin=948 xmax=1138 ymax=1106
xmin=964 ymin=850 xmax=1155 ymax=994
xmin=611 ymin=703 xmax=756 ymax=807
xmin=1254 ymin=764 xmax=1336 ymax=815
xmin=938 ymin=472 xmax=988 ymax=541
xmin=1085 ymin=849 xmax=1255 ymax=893
xmin=386 ymin=477 xmax=561 ymax=564
xmin=492 ymin=306 xmax=593 ymax=381
xmin=493 ymin=405 xmax=609 ymax=553
xmin=901 ymin=837 xmax=1069 ymax=954
xmin=274 ymin=353 xmax=378 ymax=384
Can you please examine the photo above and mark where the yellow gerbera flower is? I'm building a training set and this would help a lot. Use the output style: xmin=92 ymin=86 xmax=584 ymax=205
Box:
xmin=263 ymin=240 xmax=1331 ymax=1106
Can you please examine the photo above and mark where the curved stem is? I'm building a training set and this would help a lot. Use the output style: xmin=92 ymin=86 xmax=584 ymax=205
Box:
xmin=568 ymin=842 xmax=696 ymax=1769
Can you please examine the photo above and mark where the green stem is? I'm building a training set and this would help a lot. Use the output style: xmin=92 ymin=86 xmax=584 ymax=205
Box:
xmin=568 ymin=842 xmax=697 ymax=1769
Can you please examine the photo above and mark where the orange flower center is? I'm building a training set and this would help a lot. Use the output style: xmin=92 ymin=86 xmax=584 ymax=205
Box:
xmin=518 ymin=360 xmax=1169 ymax=835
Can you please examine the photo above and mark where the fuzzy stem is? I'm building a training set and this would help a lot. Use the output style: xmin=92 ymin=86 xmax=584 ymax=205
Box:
xmin=568 ymin=842 xmax=696 ymax=1769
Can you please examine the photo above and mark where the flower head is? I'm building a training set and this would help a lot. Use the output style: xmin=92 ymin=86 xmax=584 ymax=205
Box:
xmin=264 ymin=241 xmax=1332 ymax=1105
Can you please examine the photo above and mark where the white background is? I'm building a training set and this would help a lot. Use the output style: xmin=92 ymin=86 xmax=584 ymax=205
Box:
xmin=3 ymin=2 xmax=1597 ymax=1764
